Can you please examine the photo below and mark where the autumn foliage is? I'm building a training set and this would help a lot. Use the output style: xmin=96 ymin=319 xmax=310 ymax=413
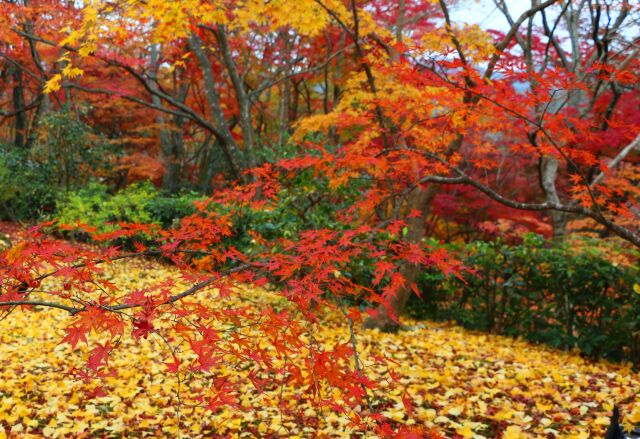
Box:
xmin=0 ymin=0 xmax=639 ymax=436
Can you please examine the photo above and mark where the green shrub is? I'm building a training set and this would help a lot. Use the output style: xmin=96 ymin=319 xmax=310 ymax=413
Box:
xmin=54 ymin=181 xmax=203 ymax=237
xmin=409 ymin=235 xmax=640 ymax=363
xmin=31 ymin=108 xmax=114 ymax=191
xmin=0 ymin=148 xmax=59 ymax=221
xmin=147 ymin=192 xmax=200 ymax=228
xmin=222 ymin=168 xmax=362 ymax=253
xmin=0 ymin=109 xmax=116 ymax=221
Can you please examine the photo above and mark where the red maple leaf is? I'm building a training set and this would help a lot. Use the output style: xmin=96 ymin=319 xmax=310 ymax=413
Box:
xmin=165 ymin=355 xmax=181 ymax=373
xmin=87 ymin=342 xmax=111 ymax=371
xmin=61 ymin=324 xmax=88 ymax=349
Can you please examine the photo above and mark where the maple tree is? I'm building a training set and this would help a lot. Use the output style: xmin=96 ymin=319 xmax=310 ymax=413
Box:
xmin=0 ymin=0 xmax=639 ymax=436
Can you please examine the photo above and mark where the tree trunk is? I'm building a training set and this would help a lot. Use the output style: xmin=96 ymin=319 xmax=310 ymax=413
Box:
xmin=213 ymin=26 xmax=258 ymax=171
xmin=11 ymin=67 xmax=27 ymax=149
xmin=540 ymin=155 xmax=568 ymax=238
xmin=197 ymin=136 xmax=216 ymax=193
xmin=187 ymin=33 xmax=246 ymax=181
xmin=278 ymin=80 xmax=290 ymax=147
xmin=363 ymin=187 xmax=436 ymax=332
xmin=149 ymin=43 xmax=181 ymax=194
xmin=163 ymin=82 xmax=188 ymax=194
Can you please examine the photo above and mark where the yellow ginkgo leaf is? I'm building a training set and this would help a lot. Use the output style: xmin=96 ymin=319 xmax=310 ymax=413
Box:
xmin=567 ymin=431 xmax=590 ymax=439
xmin=457 ymin=422 xmax=475 ymax=438
xmin=535 ymin=401 xmax=553 ymax=412
xmin=493 ymin=408 xmax=515 ymax=420
xmin=503 ymin=425 xmax=527 ymax=439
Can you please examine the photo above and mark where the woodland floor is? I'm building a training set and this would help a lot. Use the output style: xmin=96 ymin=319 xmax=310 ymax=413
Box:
xmin=0 ymin=258 xmax=638 ymax=438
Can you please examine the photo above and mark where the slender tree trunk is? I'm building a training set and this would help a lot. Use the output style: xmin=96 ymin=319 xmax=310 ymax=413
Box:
xmin=278 ymin=80 xmax=290 ymax=147
xmin=197 ymin=135 xmax=216 ymax=193
xmin=23 ymin=24 xmax=53 ymax=149
xmin=363 ymin=187 xmax=437 ymax=332
xmin=149 ymin=44 xmax=181 ymax=193
xmin=188 ymin=33 xmax=245 ymax=181
xmin=291 ymin=80 xmax=300 ymax=123
xmin=164 ymin=81 xmax=189 ymax=194
xmin=213 ymin=26 xmax=258 ymax=170
xmin=360 ymin=3 xmax=443 ymax=331
xmin=11 ymin=67 xmax=27 ymax=149
xmin=539 ymin=155 xmax=568 ymax=238
xmin=26 ymin=92 xmax=49 ymax=149
xmin=169 ymin=110 xmax=187 ymax=191
xmin=329 ymin=32 xmax=346 ymax=144
xmin=161 ymin=131 xmax=183 ymax=194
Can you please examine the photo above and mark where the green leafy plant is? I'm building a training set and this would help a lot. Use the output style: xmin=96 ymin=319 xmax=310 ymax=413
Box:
xmin=31 ymin=108 xmax=114 ymax=191
xmin=409 ymin=235 xmax=640 ymax=363
xmin=0 ymin=148 xmax=59 ymax=221
xmin=54 ymin=181 xmax=203 ymax=237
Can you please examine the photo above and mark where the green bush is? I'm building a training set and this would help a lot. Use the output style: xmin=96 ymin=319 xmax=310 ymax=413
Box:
xmin=31 ymin=108 xmax=114 ymax=191
xmin=409 ymin=235 xmax=640 ymax=363
xmin=54 ymin=181 xmax=203 ymax=236
xmin=222 ymin=168 xmax=363 ymax=253
xmin=0 ymin=148 xmax=59 ymax=221
xmin=147 ymin=193 xmax=200 ymax=228
xmin=0 ymin=109 xmax=116 ymax=221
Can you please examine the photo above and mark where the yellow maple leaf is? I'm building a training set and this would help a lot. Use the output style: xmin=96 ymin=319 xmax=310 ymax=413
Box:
xmin=78 ymin=41 xmax=97 ymax=57
xmin=62 ymin=64 xmax=84 ymax=79
xmin=44 ymin=74 xmax=62 ymax=94
xmin=627 ymin=406 xmax=640 ymax=424
xmin=23 ymin=417 xmax=38 ymax=428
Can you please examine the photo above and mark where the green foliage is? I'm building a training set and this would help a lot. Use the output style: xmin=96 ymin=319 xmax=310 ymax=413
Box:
xmin=227 ymin=168 xmax=362 ymax=253
xmin=256 ymin=137 xmax=300 ymax=163
xmin=0 ymin=148 xmax=59 ymax=221
xmin=147 ymin=194 xmax=200 ymax=228
xmin=56 ymin=182 xmax=150 ymax=231
xmin=54 ymin=181 xmax=202 ymax=234
xmin=54 ymin=166 xmax=357 ymax=250
xmin=0 ymin=109 xmax=116 ymax=221
xmin=409 ymin=235 xmax=640 ymax=363
xmin=31 ymin=108 xmax=114 ymax=190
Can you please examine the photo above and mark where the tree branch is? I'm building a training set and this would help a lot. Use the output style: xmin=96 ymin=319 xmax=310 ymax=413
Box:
xmin=590 ymin=133 xmax=640 ymax=187
xmin=0 ymin=301 xmax=77 ymax=314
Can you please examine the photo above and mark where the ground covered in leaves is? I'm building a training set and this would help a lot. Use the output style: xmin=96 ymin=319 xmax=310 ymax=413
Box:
xmin=0 ymin=258 xmax=638 ymax=438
